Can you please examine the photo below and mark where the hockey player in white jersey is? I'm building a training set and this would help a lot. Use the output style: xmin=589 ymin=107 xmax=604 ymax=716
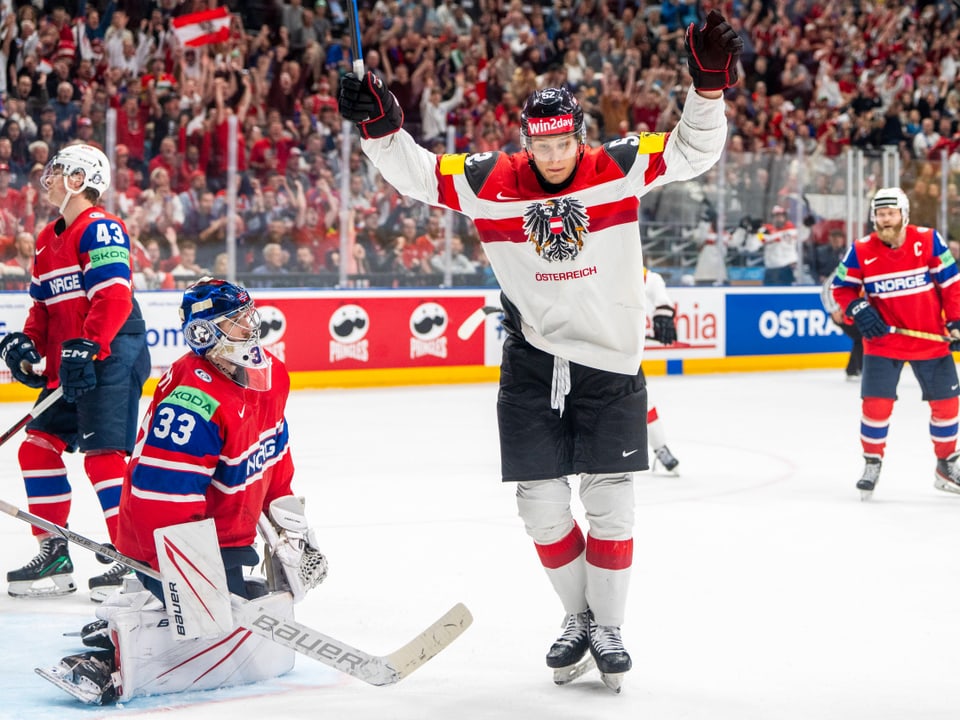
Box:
xmin=644 ymin=267 xmax=681 ymax=474
xmin=339 ymin=9 xmax=740 ymax=692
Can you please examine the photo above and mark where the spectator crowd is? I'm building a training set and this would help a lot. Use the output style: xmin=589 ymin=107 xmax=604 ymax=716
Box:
xmin=0 ymin=0 xmax=959 ymax=289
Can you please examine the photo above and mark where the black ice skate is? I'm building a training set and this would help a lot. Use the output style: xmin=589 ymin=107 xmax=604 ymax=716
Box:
xmin=652 ymin=445 xmax=680 ymax=474
xmin=934 ymin=454 xmax=960 ymax=494
xmin=7 ymin=536 xmax=76 ymax=598
xmin=35 ymin=650 xmax=117 ymax=705
xmin=88 ymin=562 xmax=133 ymax=603
xmin=857 ymin=457 xmax=882 ymax=501
xmin=588 ymin=617 xmax=631 ymax=693
xmin=547 ymin=610 xmax=591 ymax=684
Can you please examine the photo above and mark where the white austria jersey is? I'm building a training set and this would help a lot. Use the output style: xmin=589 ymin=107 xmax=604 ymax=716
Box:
xmin=362 ymin=87 xmax=726 ymax=374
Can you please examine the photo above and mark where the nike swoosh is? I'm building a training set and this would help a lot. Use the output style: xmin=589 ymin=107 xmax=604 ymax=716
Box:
xmin=36 ymin=247 xmax=45 ymax=256
xmin=864 ymin=257 xmax=878 ymax=265
xmin=238 ymin=408 xmax=245 ymax=418
xmin=622 ymin=449 xmax=639 ymax=457
xmin=82 ymin=431 xmax=95 ymax=439
xmin=952 ymin=385 xmax=959 ymax=391
xmin=496 ymin=191 xmax=519 ymax=200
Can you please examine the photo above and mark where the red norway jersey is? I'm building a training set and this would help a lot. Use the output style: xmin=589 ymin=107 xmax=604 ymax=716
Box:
xmin=832 ymin=224 xmax=960 ymax=360
xmin=116 ymin=352 xmax=294 ymax=570
xmin=24 ymin=207 xmax=135 ymax=384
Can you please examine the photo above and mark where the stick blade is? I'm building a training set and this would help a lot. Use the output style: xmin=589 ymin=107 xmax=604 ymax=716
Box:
xmin=384 ymin=602 xmax=473 ymax=681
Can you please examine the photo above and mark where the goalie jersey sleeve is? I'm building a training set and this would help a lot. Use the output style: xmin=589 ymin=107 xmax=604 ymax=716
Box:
xmin=116 ymin=352 xmax=294 ymax=569
xmin=361 ymin=87 xmax=726 ymax=375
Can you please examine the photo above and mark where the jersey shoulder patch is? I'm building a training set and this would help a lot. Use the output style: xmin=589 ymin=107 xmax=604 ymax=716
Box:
xmin=460 ymin=151 xmax=501 ymax=195
xmin=601 ymin=133 xmax=667 ymax=173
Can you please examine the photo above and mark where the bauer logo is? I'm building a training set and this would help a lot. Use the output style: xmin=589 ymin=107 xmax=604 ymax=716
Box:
xmin=329 ymin=304 xmax=369 ymax=363
xmin=527 ymin=114 xmax=574 ymax=136
xmin=725 ymin=292 xmax=850 ymax=355
xmin=409 ymin=302 xmax=448 ymax=359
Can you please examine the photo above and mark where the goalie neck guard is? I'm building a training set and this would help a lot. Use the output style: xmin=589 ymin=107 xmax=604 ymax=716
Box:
xmin=179 ymin=277 xmax=272 ymax=391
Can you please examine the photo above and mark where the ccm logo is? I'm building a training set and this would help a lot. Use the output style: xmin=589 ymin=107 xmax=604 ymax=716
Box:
xmin=62 ymin=348 xmax=93 ymax=359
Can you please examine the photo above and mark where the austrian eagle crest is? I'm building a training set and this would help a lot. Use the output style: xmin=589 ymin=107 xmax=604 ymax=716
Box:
xmin=522 ymin=197 xmax=589 ymax=262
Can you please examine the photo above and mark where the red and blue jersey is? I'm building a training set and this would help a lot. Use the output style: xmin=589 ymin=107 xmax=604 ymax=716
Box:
xmin=832 ymin=225 xmax=960 ymax=360
xmin=116 ymin=351 xmax=295 ymax=570
xmin=24 ymin=207 xmax=135 ymax=383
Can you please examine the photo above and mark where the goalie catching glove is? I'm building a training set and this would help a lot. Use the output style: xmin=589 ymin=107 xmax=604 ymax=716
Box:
xmin=262 ymin=495 xmax=327 ymax=603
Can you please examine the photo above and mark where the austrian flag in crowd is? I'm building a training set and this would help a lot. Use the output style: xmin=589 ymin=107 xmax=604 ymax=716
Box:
xmin=171 ymin=6 xmax=231 ymax=48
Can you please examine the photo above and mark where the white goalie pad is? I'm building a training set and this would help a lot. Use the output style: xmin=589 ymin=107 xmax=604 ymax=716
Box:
xmin=261 ymin=496 xmax=328 ymax=604
xmin=108 ymin=588 xmax=295 ymax=701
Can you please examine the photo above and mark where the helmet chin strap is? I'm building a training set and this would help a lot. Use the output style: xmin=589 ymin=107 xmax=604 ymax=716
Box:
xmin=58 ymin=175 xmax=80 ymax=216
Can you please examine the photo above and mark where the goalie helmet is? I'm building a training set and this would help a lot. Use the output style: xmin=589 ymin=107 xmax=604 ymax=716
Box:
xmin=520 ymin=87 xmax=586 ymax=149
xmin=870 ymin=187 xmax=909 ymax=226
xmin=179 ymin=277 xmax=272 ymax=391
xmin=40 ymin=144 xmax=111 ymax=199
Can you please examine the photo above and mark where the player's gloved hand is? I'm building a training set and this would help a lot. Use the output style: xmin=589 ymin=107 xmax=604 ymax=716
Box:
xmin=684 ymin=10 xmax=743 ymax=92
xmin=846 ymin=299 xmax=888 ymax=339
xmin=338 ymin=71 xmax=404 ymax=139
xmin=59 ymin=338 xmax=99 ymax=402
xmin=0 ymin=331 xmax=47 ymax=388
xmin=652 ymin=305 xmax=678 ymax=345
xmin=947 ymin=320 xmax=960 ymax=351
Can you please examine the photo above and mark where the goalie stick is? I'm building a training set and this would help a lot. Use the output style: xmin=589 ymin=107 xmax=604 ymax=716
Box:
xmin=0 ymin=387 xmax=63 ymax=448
xmin=457 ymin=306 xmax=502 ymax=341
xmin=0 ymin=499 xmax=472 ymax=687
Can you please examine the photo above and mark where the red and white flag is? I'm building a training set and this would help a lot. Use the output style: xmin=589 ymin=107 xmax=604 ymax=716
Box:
xmin=171 ymin=6 xmax=231 ymax=48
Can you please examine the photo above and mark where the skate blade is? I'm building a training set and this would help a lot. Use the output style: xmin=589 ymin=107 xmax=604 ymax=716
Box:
xmin=858 ymin=489 xmax=873 ymax=501
xmin=553 ymin=656 xmax=596 ymax=685
xmin=600 ymin=671 xmax=625 ymax=693
xmin=35 ymin=666 xmax=104 ymax=705
xmin=8 ymin=575 xmax=77 ymax=598
xmin=88 ymin=585 xmax=121 ymax=604
xmin=934 ymin=478 xmax=960 ymax=494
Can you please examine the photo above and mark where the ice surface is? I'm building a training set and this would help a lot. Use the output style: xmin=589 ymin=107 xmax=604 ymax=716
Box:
xmin=1 ymin=369 xmax=959 ymax=719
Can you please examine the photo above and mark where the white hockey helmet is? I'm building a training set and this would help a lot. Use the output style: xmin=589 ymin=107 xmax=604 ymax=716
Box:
xmin=40 ymin=143 xmax=111 ymax=200
xmin=870 ymin=187 xmax=909 ymax=226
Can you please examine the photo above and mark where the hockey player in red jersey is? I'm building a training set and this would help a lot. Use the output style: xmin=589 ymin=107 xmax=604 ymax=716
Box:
xmin=0 ymin=144 xmax=151 ymax=601
xmin=832 ymin=187 xmax=960 ymax=499
xmin=36 ymin=278 xmax=327 ymax=705
xmin=339 ymin=10 xmax=740 ymax=690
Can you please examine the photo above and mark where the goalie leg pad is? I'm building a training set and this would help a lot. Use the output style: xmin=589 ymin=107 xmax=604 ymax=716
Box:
xmin=111 ymin=590 xmax=295 ymax=701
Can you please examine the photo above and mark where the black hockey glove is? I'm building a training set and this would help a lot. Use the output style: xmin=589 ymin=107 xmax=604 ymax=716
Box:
xmin=684 ymin=10 xmax=743 ymax=92
xmin=947 ymin=320 xmax=960 ymax=352
xmin=59 ymin=338 xmax=99 ymax=402
xmin=652 ymin=305 xmax=678 ymax=345
xmin=846 ymin=299 xmax=888 ymax=340
xmin=338 ymin=71 xmax=404 ymax=139
xmin=0 ymin=331 xmax=47 ymax=388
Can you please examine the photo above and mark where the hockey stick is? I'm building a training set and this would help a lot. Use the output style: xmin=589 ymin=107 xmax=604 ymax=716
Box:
xmin=0 ymin=387 xmax=63 ymax=448
xmin=457 ymin=305 xmax=502 ymax=341
xmin=347 ymin=0 xmax=364 ymax=76
xmin=889 ymin=327 xmax=954 ymax=343
xmin=0 ymin=500 xmax=472 ymax=686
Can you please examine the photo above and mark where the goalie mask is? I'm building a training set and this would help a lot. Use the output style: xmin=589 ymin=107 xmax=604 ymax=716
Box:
xmin=870 ymin=187 xmax=910 ymax=227
xmin=179 ymin=277 xmax=272 ymax=391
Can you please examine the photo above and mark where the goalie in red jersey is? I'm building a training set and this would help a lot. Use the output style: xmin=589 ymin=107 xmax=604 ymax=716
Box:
xmin=0 ymin=144 xmax=151 ymax=602
xmin=832 ymin=187 xmax=960 ymax=500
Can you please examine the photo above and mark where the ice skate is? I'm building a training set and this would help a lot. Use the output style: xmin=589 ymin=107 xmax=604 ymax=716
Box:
xmin=547 ymin=610 xmax=591 ymax=684
xmin=35 ymin=650 xmax=117 ymax=705
xmin=857 ymin=457 xmax=882 ymax=501
xmin=7 ymin=536 xmax=76 ymax=598
xmin=588 ymin=617 xmax=631 ymax=694
xmin=934 ymin=454 xmax=960 ymax=494
xmin=652 ymin=445 xmax=680 ymax=474
xmin=88 ymin=562 xmax=134 ymax=603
